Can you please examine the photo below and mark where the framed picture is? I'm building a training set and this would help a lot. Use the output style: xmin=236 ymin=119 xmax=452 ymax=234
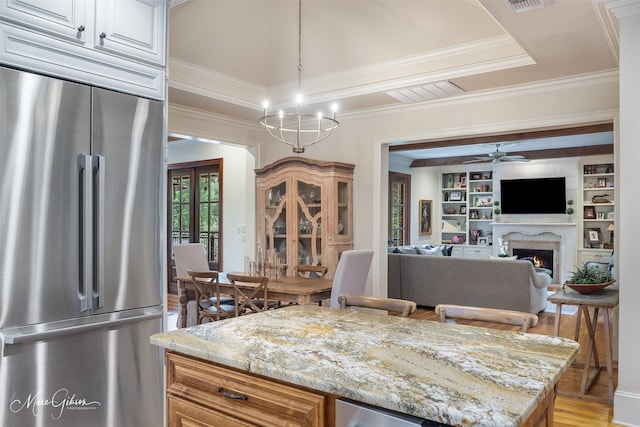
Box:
xmin=478 ymin=237 xmax=489 ymax=246
xmin=419 ymin=199 xmax=432 ymax=236
xmin=477 ymin=196 xmax=492 ymax=207
xmin=470 ymin=210 xmax=479 ymax=219
xmin=459 ymin=206 xmax=467 ymax=215
xmin=469 ymin=229 xmax=482 ymax=243
xmin=585 ymin=228 xmax=603 ymax=247
xmin=584 ymin=206 xmax=596 ymax=219
xmin=597 ymin=177 xmax=607 ymax=188
xmin=449 ymin=191 xmax=462 ymax=201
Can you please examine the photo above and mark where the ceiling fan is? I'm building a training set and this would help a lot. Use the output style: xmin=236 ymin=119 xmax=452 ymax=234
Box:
xmin=463 ymin=143 xmax=531 ymax=164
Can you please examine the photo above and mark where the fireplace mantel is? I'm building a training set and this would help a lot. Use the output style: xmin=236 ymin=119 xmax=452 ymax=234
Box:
xmin=491 ymin=222 xmax=578 ymax=284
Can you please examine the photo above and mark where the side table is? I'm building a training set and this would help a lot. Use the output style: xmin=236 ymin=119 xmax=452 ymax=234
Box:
xmin=547 ymin=286 xmax=618 ymax=403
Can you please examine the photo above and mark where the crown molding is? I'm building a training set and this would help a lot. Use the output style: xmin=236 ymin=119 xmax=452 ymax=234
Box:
xmin=262 ymin=35 xmax=533 ymax=106
xmin=168 ymin=34 xmax=533 ymax=111
xmin=339 ymin=69 xmax=619 ymax=121
xmin=593 ymin=0 xmax=640 ymax=63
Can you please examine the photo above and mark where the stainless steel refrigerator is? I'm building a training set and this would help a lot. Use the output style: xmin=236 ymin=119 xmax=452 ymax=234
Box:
xmin=0 ymin=65 xmax=164 ymax=426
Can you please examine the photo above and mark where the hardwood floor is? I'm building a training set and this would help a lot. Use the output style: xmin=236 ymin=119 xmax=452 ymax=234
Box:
xmin=167 ymin=295 xmax=622 ymax=426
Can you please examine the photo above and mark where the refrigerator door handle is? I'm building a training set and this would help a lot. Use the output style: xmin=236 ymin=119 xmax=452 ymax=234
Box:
xmin=77 ymin=154 xmax=93 ymax=313
xmin=3 ymin=311 xmax=162 ymax=345
xmin=93 ymin=155 xmax=106 ymax=309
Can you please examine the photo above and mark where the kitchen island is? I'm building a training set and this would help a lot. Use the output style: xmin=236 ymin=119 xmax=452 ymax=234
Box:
xmin=151 ymin=305 xmax=579 ymax=427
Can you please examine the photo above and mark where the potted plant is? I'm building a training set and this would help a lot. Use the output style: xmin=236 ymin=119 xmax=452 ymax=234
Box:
xmin=564 ymin=263 xmax=615 ymax=294
xmin=566 ymin=199 xmax=574 ymax=215
xmin=493 ymin=200 xmax=501 ymax=216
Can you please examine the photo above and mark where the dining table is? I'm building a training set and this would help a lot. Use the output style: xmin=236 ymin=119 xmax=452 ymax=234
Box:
xmin=176 ymin=273 xmax=333 ymax=328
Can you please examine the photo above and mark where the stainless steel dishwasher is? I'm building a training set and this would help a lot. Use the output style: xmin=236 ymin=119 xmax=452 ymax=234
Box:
xmin=336 ymin=399 xmax=451 ymax=427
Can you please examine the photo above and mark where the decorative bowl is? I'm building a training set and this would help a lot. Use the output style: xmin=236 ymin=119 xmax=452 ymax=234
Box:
xmin=565 ymin=279 xmax=616 ymax=295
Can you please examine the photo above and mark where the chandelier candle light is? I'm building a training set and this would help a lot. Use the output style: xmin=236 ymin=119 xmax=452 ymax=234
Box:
xmin=259 ymin=0 xmax=339 ymax=154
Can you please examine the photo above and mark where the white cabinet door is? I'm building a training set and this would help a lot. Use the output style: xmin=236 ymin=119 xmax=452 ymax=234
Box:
xmin=463 ymin=246 xmax=491 ymax=259
xmin=450 ymin=247 xmax=464 ymax=258
xmin=579 ymin=250 xmax=612 ymax=266
xmin=94 ymin=0 xmax=166 ymax=66
xmin=0 ymin=0 xmax=89 ymax=45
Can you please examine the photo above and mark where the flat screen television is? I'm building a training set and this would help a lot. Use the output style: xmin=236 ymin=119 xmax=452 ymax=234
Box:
xmin=500 ymin=177 xmax=566 ymax=214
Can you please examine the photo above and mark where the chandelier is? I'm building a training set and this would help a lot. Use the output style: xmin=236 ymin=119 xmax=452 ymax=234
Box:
xmin=259 ymin=0 xmax=339 ymax=154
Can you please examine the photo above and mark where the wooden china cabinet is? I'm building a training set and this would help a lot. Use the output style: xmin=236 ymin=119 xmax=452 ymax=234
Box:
xmin=255 ymin=157 xmax=354 ymax=278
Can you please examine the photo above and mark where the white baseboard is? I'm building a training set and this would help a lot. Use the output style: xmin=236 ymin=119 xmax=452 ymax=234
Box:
xmin=613 ymin=390 xmax=640 ymax=427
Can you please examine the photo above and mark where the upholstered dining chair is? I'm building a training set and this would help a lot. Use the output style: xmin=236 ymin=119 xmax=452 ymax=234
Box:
xmin=434 ymin=304 xmax=539 ymax=332
xmin=295 ymin=264 xmax=328 ymax=279
xmin=337 ymin=294 xmax=416 ymax=317
xmin=173 ymin=243 xmax=233 ymax=326
xmin=187 ymin=270 xmax=237 ymax=323
xmin=226 ymin=274 xmax=278 ymax=315
xmin=328 ymin=249 xmax=374 ymax=309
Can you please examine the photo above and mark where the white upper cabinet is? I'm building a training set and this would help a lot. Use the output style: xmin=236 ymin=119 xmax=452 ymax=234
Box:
xmin=0 ymin=0 xmax=167 ymax=99
xmin=94 ymin=0 xmax=166 ymax=66
xmin=0 ymin=0 xmax=90 ymax=44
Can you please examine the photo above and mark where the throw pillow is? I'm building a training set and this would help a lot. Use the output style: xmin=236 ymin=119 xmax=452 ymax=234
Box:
xmin=418 ymin=246 xmax=442 ymax=256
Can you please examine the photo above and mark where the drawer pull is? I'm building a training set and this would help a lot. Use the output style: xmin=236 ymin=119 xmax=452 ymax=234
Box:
xmin=218 ymin=387 xmax=248 ymax=400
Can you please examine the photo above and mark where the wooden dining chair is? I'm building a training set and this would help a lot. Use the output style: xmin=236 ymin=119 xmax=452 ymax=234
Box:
xmin=187 ymin=270 xmax=237 ymax=323
xmin=173 ymin=243 xmax=233 ymax=327
xmin=434 ymin=304 xmax=539 ymax=332
xmin=226 ymin=274 xmax=278 ymax=315
xmin=337 ymin=294 xmax=417 ymax=317
xmin=295 ymin=264 xmax=328 ymax=279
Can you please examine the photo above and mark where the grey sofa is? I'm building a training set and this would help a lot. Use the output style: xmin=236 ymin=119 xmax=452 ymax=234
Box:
xmin=388 ymin=253 xmax=551 ymax=314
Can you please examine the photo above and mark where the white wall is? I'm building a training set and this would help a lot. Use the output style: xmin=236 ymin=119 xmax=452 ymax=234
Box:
xmin=168 ymin=140 xmax=256 ymax=274
xmin=614 ymin=5 xmax=640 ymax=425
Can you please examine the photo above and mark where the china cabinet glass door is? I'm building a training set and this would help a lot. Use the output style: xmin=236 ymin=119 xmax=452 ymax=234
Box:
xmin=263 ymin=181 xmax=287 ymax=260
xmin=296 ymin=180 xmax=323 ymax=265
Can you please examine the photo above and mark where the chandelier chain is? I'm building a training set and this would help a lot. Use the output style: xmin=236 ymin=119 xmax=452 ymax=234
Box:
xmin=298 ymin=0 xmax=302 ymax=89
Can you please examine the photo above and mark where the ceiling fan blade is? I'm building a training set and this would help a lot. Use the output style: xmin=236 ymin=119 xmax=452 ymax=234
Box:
xmin=462 ymin=157 xmax=492 ymax=164
xmin=502 ymin=155 xmax=530 ymax=162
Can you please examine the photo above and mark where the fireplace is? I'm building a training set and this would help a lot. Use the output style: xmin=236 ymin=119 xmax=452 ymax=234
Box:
xmin=509 ymin=240 xmax=560 ymax=283
xmin=492 ymin=222 xmax=575 ymax=284
xmin=513 ymin=248 xmax=554 ymax=275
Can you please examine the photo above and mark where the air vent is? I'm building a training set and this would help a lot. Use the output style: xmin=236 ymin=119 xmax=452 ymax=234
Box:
xmin=507 ymin=0 xmax=547 ymax=13
xmin=386 ymin=81 xmax=465 ymax=104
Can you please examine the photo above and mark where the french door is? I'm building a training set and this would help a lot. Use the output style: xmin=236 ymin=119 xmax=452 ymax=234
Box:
xmin=168 ymin=159 xmax=223 ymax=292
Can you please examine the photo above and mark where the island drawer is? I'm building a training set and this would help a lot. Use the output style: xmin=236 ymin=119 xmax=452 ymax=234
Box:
xmin=166 ymin=352 xmax=330 ymax=427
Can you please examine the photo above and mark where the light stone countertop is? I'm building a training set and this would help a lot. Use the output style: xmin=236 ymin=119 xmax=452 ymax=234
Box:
xmin=151 ymin=305 xmax=579 ymax=427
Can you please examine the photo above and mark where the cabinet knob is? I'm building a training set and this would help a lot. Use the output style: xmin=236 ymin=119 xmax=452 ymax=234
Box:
xmin=99 ymin=32 xmax=107 ymax=39
xmin=77 ymin=25 xmax=85 ymax=32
